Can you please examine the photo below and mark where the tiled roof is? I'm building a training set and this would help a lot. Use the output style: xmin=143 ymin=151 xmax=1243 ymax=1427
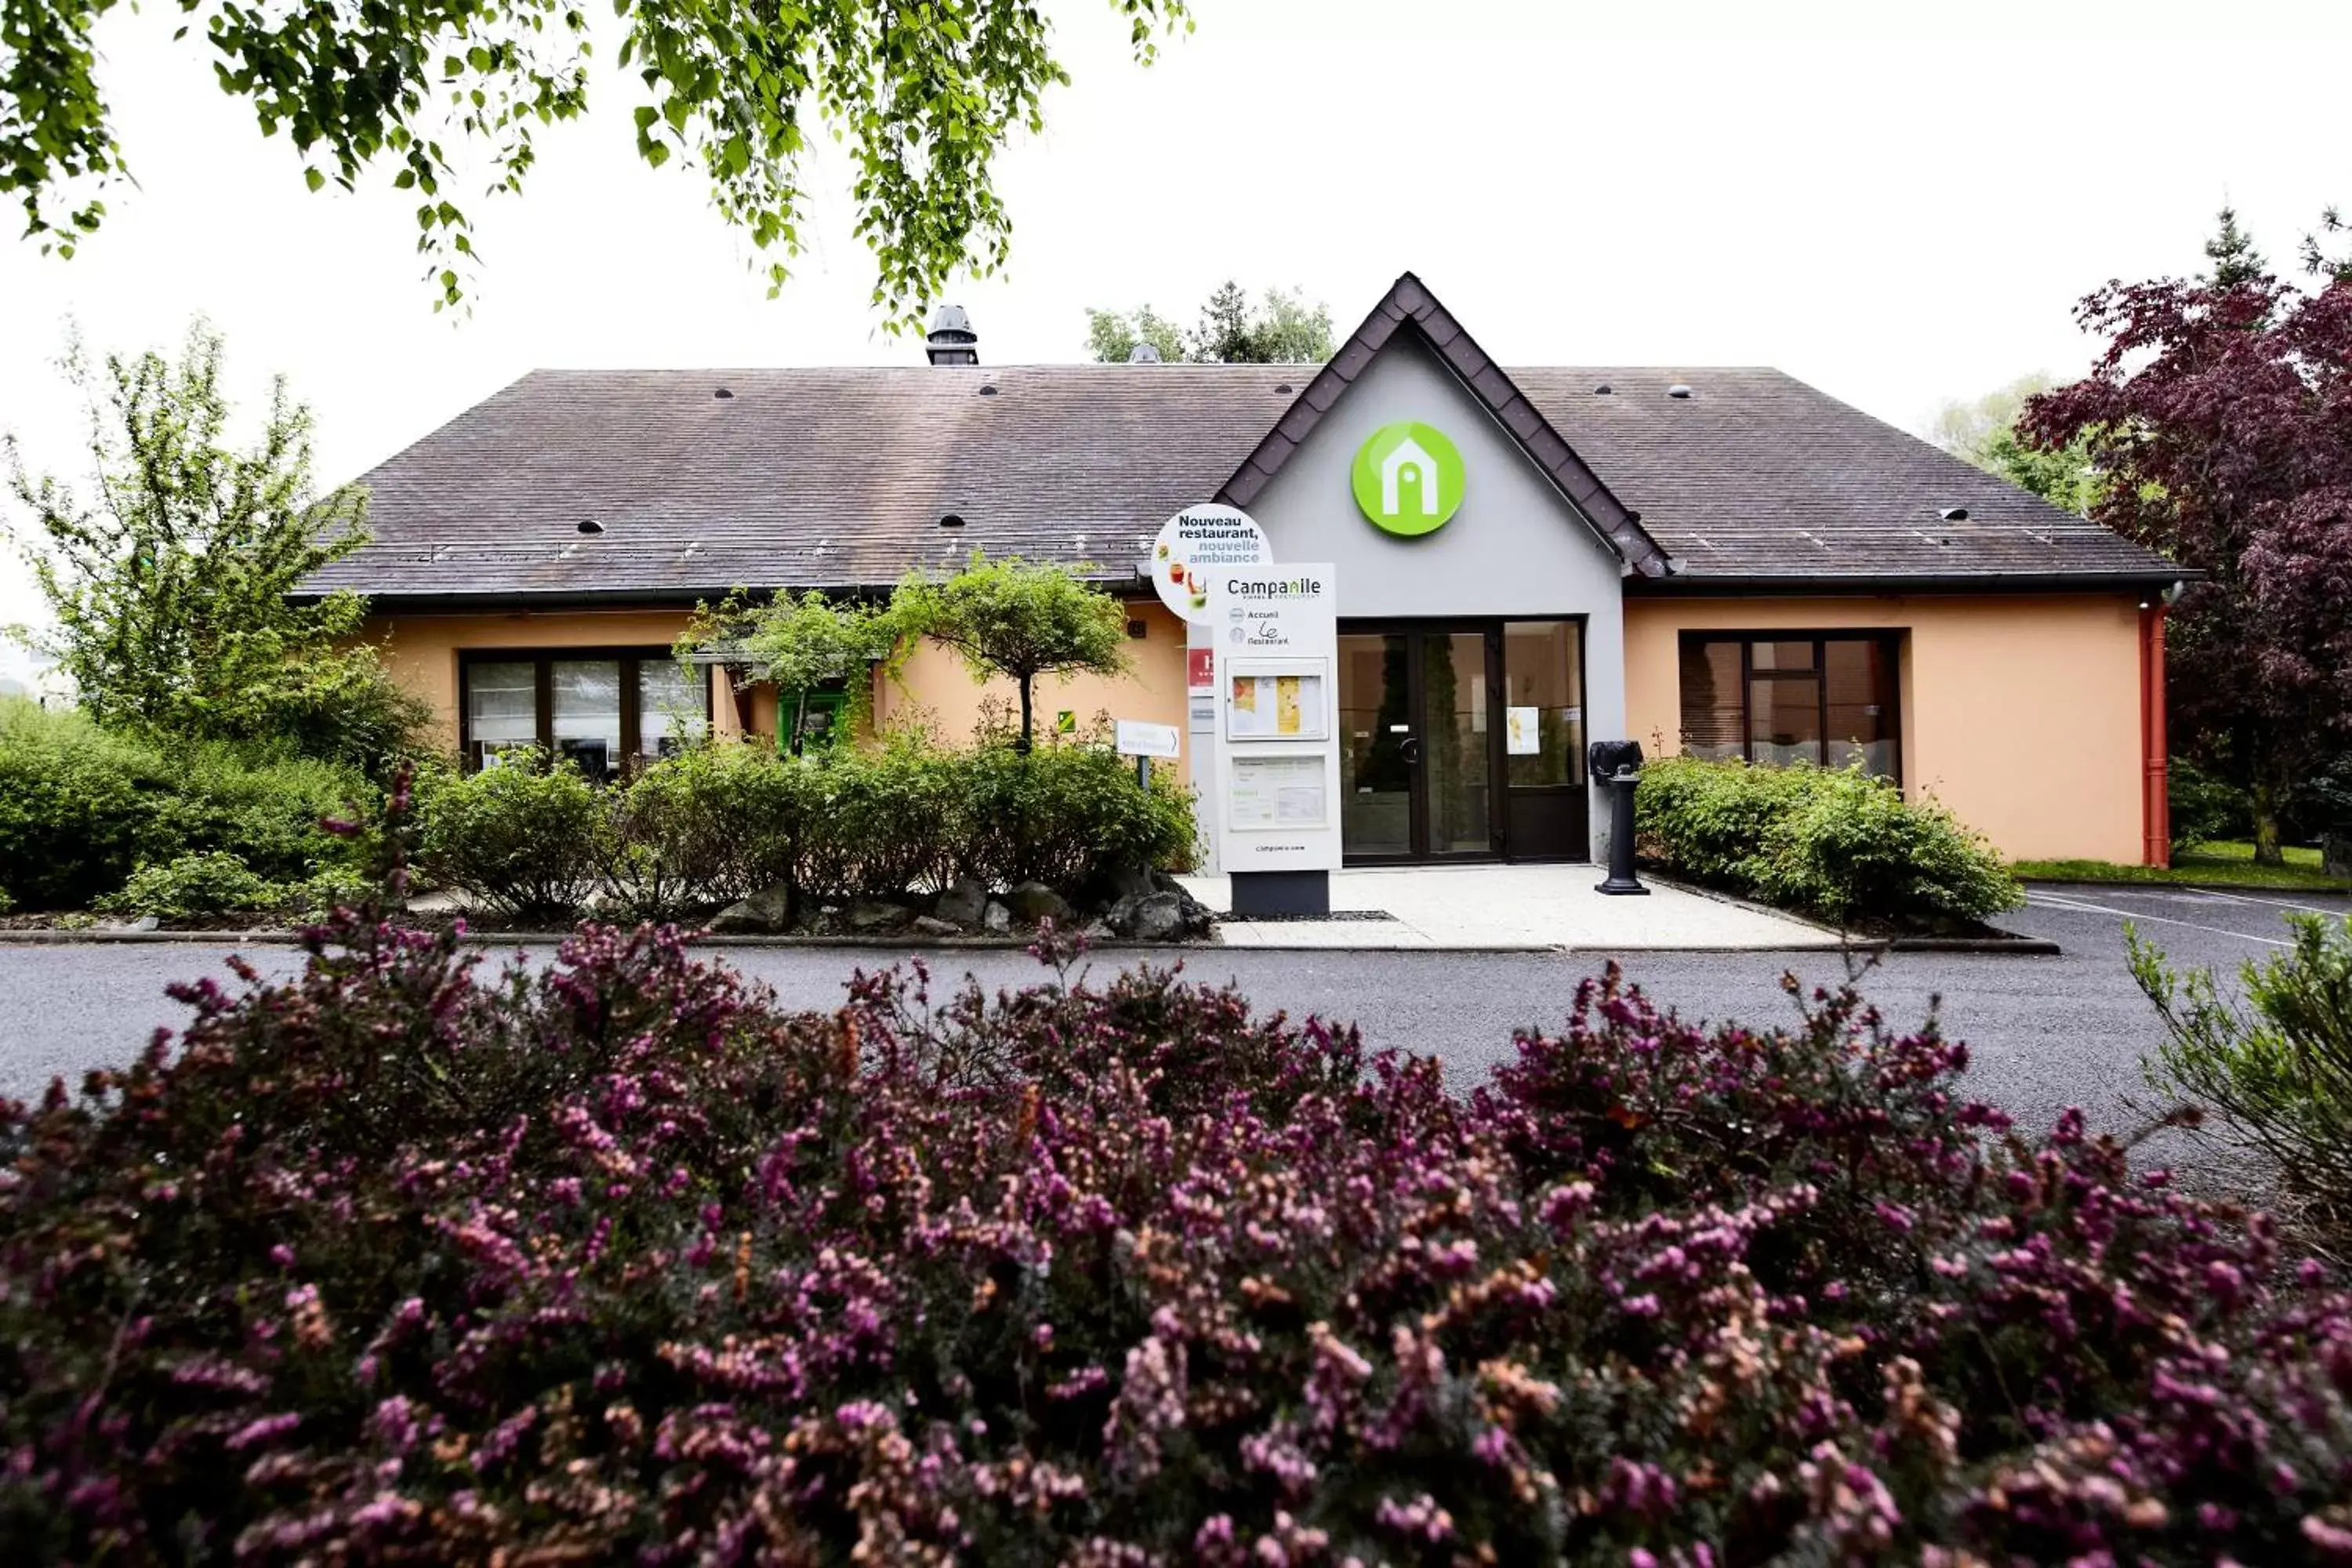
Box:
xmin=309 ymin=314 xmax=2176 ymax=604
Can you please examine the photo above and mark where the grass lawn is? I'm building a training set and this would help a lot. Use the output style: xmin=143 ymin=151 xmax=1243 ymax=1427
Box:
xmin=2014 ymin=840 xmax=2350 ymax=892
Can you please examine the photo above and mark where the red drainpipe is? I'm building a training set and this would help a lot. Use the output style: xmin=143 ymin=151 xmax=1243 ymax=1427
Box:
xmin=2140 ymin=602 xmax=2170 ymax=868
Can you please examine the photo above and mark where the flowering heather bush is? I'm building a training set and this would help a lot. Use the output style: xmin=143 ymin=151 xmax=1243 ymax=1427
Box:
xmin=2 ymin=919 xmax=2350 ymax=1563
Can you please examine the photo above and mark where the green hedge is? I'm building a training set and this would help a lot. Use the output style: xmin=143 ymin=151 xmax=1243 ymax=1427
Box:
xmin=414 ymin=737 xmax=1196 ymax=924
xmin=1635 ymin=753 xmax=2022 ymax=926
xmin=0 ymin=699 xmax=374 ymax=911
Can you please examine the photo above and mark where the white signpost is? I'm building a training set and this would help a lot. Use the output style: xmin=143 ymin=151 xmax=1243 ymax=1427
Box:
xmin=1114 ymin=719 xmax=1180 ymax=759
xmin=1208 ymin=564 xmax=1341 ymax=913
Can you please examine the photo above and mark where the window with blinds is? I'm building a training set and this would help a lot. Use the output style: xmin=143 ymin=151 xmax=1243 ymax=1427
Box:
xmin=1676 ymin=633 xmax=1901 ymax=782
xmin=460 ymin=649 xmax=710 ymax=782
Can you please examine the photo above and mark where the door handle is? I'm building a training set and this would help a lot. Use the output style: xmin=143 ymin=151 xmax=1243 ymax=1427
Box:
xmin=1399 ymin=736 xmax=1423 ymax=766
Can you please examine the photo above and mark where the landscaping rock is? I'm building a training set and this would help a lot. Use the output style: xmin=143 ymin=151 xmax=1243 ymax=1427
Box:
xmin=935 ymin=876 xmax=989 ymax=928
xmin=1102 ymin=894 xmax=1143 ymax=936
xmin=1101 ymin=862 xmax=1156 ymax=906
xmin=910 ymin=915 xmax=961 ymax=938
xmin=710 ymin=882 xmax=793 ymax=934
xmin=1004 ymin=881 xmax=1070 ymax=924
xmin=982 ymin=900 xmax=1012 ymax=933
xmin=847 ymin=900 xmax=912 ymax=934
xmin=1131 ymin=891 xmax=1189 ymax=943
xmin=1147 ymin=873 xmax=1215 ymax=938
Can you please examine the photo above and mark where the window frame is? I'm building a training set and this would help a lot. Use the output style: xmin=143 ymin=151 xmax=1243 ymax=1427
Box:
xmin=1675 ymin=630 xmax=1903 ymax=784
xmin=458 ymin=647 xmax=711 ymax=775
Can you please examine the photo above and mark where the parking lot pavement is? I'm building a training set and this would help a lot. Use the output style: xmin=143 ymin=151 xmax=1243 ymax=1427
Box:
xmin=2009 ymin=880 xmax=2350 ymax=966
xmin=1 ymin=883 xmax=2339 ymax=1197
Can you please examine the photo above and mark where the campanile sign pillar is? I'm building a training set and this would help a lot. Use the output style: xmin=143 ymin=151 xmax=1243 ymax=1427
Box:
xmin=1207 ymin=564 xmax=1341 ymax=917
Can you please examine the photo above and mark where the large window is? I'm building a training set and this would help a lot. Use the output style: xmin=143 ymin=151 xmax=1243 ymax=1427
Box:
xmin=1678 ymin=633 xmax=1900 ymax=782
xmin=461 ymin=649 xmax=709 ymax=783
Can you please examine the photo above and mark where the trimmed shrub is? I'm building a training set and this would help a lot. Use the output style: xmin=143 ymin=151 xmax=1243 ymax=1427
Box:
xmin=413 ymin=751 xmax=609 ymax=921
xmin=428 ymin=738 xmax=1198 ymax=924
xmin=960 ymin=738 xmax=1197 ymax=894
xmin=2138 ymin=912 xmax=2352 ymax=1238
xmin=0 ymin=699 xmax=180 ymax=909
xmin=793 ymin=735 xmax=968 ymax=902
xmin=1 ymin=920 xmax=2347 ymax=1563
xmin=604 ymin=742 xmax=800 ymax=920
xmin=165 ymin=742 xmax=378 ymax=884
xmin=0 ymin=700 xmax=372 ymax=911
xmin=96 ymin=851 xmax=286 ymax=919
xmin=1638 ymin=753 xmax=2022 ymax=925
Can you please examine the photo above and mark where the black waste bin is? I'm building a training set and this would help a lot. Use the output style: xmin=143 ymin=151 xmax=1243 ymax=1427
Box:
xmin=1587 ymin=740 xmax=1646 ymax=896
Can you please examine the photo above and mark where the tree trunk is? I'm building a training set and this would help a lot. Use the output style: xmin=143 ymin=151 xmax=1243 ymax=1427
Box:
xmin=792 ymin=688 xmax=808 ymax=757
xmin=1016 ymin=675 xmax=1034 ymax=753
xmin=2249 ymin=778 xmax=2285 ymax=866
xmin=2324 ymin=834 xmax=2352 ymax=879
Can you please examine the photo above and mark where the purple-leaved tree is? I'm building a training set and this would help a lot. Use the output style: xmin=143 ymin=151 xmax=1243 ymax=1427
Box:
xmin=2023 ymin=209 xmax=2352 ymax=862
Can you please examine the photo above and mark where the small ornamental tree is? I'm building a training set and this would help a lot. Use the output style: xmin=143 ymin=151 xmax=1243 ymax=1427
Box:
xmin=2021 ymin=211 xmax=2352 ymax=862
xmin=898 ymin=554 xmax=1127 ymax=751
xmin=3 ymin=321 xmax=428 ymax=771
xmin=682 ymin=589 xmax=905 ymax=753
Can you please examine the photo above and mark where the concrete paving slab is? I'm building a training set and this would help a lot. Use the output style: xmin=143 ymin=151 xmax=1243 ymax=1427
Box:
xmin=1181 ymin=865 xmax=1843 ymax=953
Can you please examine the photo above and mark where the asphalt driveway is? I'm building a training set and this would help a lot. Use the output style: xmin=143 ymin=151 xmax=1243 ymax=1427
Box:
xmin=2 ymin=880 xmax=2339 ymax=1195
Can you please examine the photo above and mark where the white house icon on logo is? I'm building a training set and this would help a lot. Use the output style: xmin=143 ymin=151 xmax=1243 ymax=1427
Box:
xmin=1380 ymin=437 xmax=1439 ymax=517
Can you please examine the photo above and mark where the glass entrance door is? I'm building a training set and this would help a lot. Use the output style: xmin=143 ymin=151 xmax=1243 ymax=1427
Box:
xmin=1337 ymin=626 xmax=1501 ymax=861
xmin=1338 ymin=633 xmax=1413 ymax=858
xmin=1423 ymin=631 xmax=1494 ymax=855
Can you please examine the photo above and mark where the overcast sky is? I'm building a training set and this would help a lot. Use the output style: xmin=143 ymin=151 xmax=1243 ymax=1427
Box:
xmin=4 ymin=0 xmax=2350 ymax=671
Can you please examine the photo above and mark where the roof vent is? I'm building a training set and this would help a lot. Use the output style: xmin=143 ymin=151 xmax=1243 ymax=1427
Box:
xmin=1594 ymin=383 xmax=1613 ymax=395
xmin=938 ymin=513 xmax=966 ymax=529
xmin=1667 ymin=383 xmax=1693 ymax=399
xmin=924 ymin=303 xmax=979 ymax=367
xmin=576 ymin=518 xmax=604 ymax=535
xmin=1275 ymin=382 xmax=1294 ymax=394
xmin=978 ymin=383 xmax=998 ymax=397
xmin=1127 ymin=342 xmax=1162 ymax=364
xmin=713 ymin=387 xmax=734 ymax=400
xmin=1939 ymin=506 xmax=1969 ymax=522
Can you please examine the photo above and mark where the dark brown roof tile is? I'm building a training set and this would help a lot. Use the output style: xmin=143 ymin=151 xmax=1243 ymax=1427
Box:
xmin=307 ymin=294 xmax=2174 ymax=602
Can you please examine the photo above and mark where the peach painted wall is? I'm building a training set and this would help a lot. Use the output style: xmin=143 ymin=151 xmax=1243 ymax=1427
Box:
xmin=1623 ymin=593 xmax=2147 ymax=864
xmin=361 ymin=608 xmax=748 ymax=750
xmin=367 ymin=600 xmax=1191 ymax=773
xmin=870 ymin=600 xmax=1190 ymax=775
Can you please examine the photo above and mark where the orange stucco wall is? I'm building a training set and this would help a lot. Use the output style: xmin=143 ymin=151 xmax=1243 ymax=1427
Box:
xmin=869 ymin=599 xmax=1191 ymax=774
xmin=362 ymin=608 xmax=746 ymax=748
xmin=1624 ymin=593 xmax=2147 ymax=863
xmin=366 ymin=600 xmax=1191 ymax=772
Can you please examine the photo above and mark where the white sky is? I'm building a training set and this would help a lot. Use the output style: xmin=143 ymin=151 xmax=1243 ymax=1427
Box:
xmin=5 ymin=0 xmax=2350 ymax=674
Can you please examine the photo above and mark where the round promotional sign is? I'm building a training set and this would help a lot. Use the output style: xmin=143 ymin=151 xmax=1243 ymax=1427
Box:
xmin=1149 ymin=504 xmax=1269 ymax=623
xmin=1351 ymin=421 xmax=1465 ymax=536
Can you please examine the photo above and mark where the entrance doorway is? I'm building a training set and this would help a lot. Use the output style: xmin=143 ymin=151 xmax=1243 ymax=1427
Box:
xmin=1337 ymin=620 xmax=1589 ymax=862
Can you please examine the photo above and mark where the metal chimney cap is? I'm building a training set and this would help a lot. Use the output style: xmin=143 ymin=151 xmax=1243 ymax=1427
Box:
xmin=925 ymin=303 xmax=979 ymax=365
xmin=1127 ymin=341 xmax=1162 ymax=363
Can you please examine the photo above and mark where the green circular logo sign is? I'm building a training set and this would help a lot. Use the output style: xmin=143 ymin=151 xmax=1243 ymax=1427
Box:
xmin=1351 ymin=421 xmax=1465 ymax=536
